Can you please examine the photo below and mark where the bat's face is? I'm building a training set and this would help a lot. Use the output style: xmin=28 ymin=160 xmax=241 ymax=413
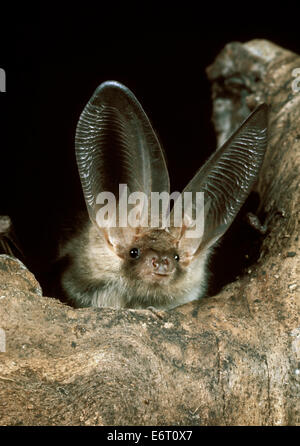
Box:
xmin=119 ymin=230 xmax=183 ymax=288
xmin=79 ymin=222 xmax=208 ymax=309
xmin=91 ymin=226 xmax=209 ymax=308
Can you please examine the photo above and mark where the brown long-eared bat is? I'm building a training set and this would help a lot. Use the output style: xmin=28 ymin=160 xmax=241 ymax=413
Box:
xmin=58 ymin=81 xmax=268 ymax=310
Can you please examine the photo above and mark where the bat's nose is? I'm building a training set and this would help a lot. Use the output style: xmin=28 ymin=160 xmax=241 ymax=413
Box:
xmin=151 ymin=255 xmax=174 ymax=275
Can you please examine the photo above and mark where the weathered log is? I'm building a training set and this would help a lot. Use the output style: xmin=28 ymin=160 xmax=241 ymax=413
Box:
xmin=0 ymin=40 xmax=299 ymax=426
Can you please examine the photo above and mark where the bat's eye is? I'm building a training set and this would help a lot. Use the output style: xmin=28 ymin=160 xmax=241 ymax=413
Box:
xmin=129 ymin=248 xmax=140 ymax=259
xmin=174 ymin=254 xmax=180 ymax=262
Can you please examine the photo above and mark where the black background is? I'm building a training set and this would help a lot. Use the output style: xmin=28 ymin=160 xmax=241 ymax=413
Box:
xmin=0 ymin=5 xmax=299 ymax=296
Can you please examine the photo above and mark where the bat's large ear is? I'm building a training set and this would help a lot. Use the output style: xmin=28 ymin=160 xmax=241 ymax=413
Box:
xmin=173 ymin=104 xmax=268 ymax=258
xmin=75 ymin=81 xmax=170 ymax=248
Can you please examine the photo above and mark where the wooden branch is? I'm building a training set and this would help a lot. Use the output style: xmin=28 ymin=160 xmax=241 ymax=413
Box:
xmin=0 ymin=40 xmax=299 ymax=426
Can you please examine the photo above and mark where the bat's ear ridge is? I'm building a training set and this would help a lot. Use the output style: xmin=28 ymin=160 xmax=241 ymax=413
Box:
xmin=89 ymin=80 xmax=140 ymax=107
xmin=75 ymin=80 xmax=170 ymax=228
xmin=176 ymin=103 xmax=268 ymax=255
xmin=92 ymin=80 xmax=126 ymax=95
xmin=247 ymin=103 xmax=268 ymax=127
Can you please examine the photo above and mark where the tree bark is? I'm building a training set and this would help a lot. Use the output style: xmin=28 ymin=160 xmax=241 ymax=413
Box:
xmin=0 ymin=40 xmax=299 ymax=426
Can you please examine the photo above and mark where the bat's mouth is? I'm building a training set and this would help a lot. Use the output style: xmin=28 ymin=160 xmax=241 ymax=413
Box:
xmin=139 ymin=271 xmax=174 ymax=287
xmin=149 ymin=272 xmax=173 ymax=282
xmin=152 ymin=272 xmax=171 ymax=277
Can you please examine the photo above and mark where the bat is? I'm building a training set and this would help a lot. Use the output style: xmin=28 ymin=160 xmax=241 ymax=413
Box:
xmin=57 ymin=80 xmax=268 ymax=310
